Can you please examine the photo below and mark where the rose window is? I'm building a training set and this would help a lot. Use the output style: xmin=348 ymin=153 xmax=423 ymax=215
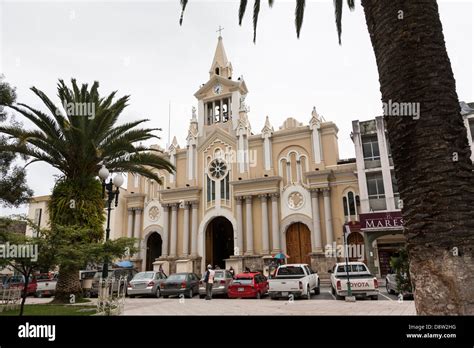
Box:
xmin=209 ymin=159 xmax=227 ymax=179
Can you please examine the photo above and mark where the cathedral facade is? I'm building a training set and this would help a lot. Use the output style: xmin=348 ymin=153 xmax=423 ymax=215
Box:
xmin=124 ymin=36 xmax=360 ymax=277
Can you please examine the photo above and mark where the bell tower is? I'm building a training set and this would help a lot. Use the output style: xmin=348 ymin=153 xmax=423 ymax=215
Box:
xmin=194 ymin=31 xmax=249 ymax=136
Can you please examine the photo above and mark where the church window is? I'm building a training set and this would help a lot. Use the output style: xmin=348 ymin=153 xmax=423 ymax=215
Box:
xmin=207 ymin=102 xmax=213 ymax=125
xmin=207 ymin=175 xmax=215 ymax=203
xmin=215 ymin=67 xmax=220 ymax=75
xmin=209 ymin=158 xmax=227 ymax=179
xmin=343 ymin=191 xmax=359 ymax=221
xmin=214 ymin=104 xmax=221 ymax=123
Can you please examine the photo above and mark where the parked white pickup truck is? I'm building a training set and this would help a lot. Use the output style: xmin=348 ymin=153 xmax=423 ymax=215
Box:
xmin=329 ymin=262 xmax=379 ymax=300
xmin=268 ymin=264 xmax=320 ymax=300
xmin=35 ymin=273 xmax=58 ymax=298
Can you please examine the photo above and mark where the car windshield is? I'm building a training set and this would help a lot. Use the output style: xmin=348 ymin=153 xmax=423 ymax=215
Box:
xmin=336 ymin=264 xmax=369 ymax=273
xmin=167 ymin=274 xmax=186 ymax=282
xmin=36 ymin=274 xmax=50 ymax=281
xmin=133 ymin=272 xmax=155 ymax=280
xmin=214 ymin=271 xmax=225 ymax=278
xmin=233 ymin=278 xmax=253 ymax=285
xmin=277 ymin=266 xmax=304 ymax=276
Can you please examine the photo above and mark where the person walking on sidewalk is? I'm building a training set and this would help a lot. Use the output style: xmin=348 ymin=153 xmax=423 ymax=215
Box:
xmin=203 ymin=264 xmax=215 ymax=300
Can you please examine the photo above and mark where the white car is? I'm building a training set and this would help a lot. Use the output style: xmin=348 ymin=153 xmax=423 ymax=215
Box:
xmin=268 ymin=264 xmax=320 ymax=300
xmin=329 ymin=262 xmax=379 ymax=300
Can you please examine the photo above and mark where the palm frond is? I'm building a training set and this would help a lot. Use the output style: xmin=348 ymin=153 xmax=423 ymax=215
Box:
xmin=179 ymin=0 xmax=188 ymax=25
xmin=347 ymin=0 xmax=355 ymax=11
xmin=238 ymin=0 xmax=248 ymax=25
xmin=253 ymin=0 xmax=261 ymax=43
xmin=334 ymin=0 xmax=343 ymax=44
xmin=295 ymin=0 xmax=305 ymax=39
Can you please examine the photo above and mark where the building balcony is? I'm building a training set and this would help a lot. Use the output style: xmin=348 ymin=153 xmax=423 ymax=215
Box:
xmin=364 ymin=159 xmax=381 ymax=169
xmin=369 ymin=197 xmax=387 ymax=211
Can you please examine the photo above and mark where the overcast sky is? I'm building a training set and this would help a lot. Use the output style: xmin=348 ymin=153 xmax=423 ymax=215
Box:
xmin=0 ymin=0 xmax=473 ymax=216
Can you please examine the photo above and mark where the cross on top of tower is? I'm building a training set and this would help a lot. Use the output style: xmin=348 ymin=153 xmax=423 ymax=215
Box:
xmin=217 ymin=25 xmax=224 ymax=38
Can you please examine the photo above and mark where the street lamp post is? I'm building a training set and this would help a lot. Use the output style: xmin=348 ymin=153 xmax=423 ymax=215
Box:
xmin=98 ymin=165 xmax=124 ymax=280
xmin=343 ymin=224 xmax=353 ymax=298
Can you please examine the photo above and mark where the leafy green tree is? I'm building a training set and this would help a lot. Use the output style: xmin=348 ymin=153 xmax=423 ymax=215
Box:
xmin=0 ymin=217 xmax=55 ymax=316
xmin=0 ymin=79 xmax=174 ymax=302
xmin=0 ymin=217 xmax=137 ymax=313
xmin=389 ymin=248 xmax=412 ymax=295
xmin=0 ymin=76 xmax=33 ymax=207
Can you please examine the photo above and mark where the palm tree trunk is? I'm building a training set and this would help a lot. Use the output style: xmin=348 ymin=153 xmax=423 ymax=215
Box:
xmin=52 ymin=267 xmax=82 ymax=304
xmin=361 ymin=0 xmax=474 ymax=314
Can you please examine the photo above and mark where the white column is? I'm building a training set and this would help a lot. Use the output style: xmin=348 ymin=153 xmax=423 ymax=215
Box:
xmin=271 ymin=194 xmax=281 ymax=253
xmin=127 ymin=209 xmax=133 ymax=238
xmin=170 ymin=204 xmax=178 ymax=257
xmin=182 ymin=202 xmax=190 ymax=257
xmin=323 ymin=188 xmax=334 ymax=245
xmin=187 ymin=145 xmax=193 ymax=181
xmin=352 ymin=120 xmax=370 ymax=212
xmin=162 ymin=204 xmax=169 ymax=257
xmin=310 ymin=190 xmax=323 ymax=252
xmin=238 ymin=134 xmax=245 ymax=173
xmin=376 ymin=116 xmax=395 ymax=211
xmin=133 ymin=209 xmax=142 ymax=257
xmin=236 ymin=197 xmax=244 ymax=256
xmin=190 ymin=202 xmax=199 ymax=257
xmin=244 ymin=196 xmax=254 ymax=255
xmin=263 ymin=136 xmax=272 ymax=171
xmin=286 ymin=162 xmax=291 ymax=184
xmin=311 ymin=125 xmax=322 ymax=164
xmin=133 ymin=209 xmax=142 ymax=239
xmin=260 ymin=195 xmax=270 ymax=254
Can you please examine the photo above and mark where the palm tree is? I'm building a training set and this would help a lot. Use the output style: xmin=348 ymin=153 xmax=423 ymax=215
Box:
xmin=0 ymin=79 xmax=174 ymax=301
xmin=180 ymin=0 xmax=474 ymax=314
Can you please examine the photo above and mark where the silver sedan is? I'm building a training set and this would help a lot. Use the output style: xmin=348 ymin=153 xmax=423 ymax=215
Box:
xmin=199 ymin=270 xmax=234 ymax=298
xmin=127 ymin=271 xmax=167 ymax=298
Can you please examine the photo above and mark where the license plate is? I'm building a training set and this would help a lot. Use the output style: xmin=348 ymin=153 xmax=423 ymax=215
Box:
xmin=238 ymin=288 xmax=244 ymax=292
xmin=282 ymin=292 xmax=288 ymax=296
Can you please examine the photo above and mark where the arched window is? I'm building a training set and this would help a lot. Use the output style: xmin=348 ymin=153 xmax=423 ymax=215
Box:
xmin=215 ymin=67 xmax=220 ymax=75
xmin=343 ymin=191 xmax=359 ymax=221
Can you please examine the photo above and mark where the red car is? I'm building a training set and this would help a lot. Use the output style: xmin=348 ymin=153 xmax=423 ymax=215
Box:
xmin=228 ymin=272 xmax=268 ymax=299
xmin=2 ymin=275 xmax=37 ymax=296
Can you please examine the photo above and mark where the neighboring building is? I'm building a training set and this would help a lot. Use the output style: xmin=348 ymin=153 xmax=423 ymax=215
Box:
xmin=351 ymin=117 xmax=404 ymax=278
xmin=25 ymin=35 xmax=359 ymax=277
xmin=26 ymin=189 xmax=128 ymax=240
xmin=352 ymin=104 xmax=474 ymax=277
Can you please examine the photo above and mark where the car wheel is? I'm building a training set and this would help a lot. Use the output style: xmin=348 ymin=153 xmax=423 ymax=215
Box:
xmin=187 ymin=289 xmax=193 ymax=298
xmin=306 ymin=286 xmax=311 ymax=300
xmin=256 ymin=291 xmax=261 ymax=299
xmin=155 ymin=288 xmax=161 ymax=298
xmin=314 ymin=281 xmax=320 ymax=295
xmin=199 ymin=294 xmax=205 ymax=299
xmin=371 ymin=295 xmax=379 ymax=301
xmin=331 ymin=286 xmax=336 ymax=295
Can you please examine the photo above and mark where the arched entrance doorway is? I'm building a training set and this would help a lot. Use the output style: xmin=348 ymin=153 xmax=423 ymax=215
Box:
xmin=347 ymin=232 xmax=364 ymax=262
xmin=205 ymin=217 xmax=234 ymax=269
xmin=146 ymin=232 xmax=162 ymax=271
xmin=286 ymin=222 xmax=311 ymax=265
